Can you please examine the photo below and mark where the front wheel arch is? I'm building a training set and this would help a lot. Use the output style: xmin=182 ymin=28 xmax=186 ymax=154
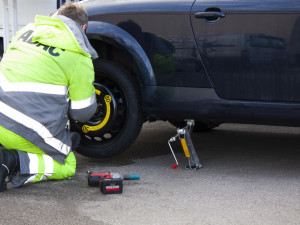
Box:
xmin=87 ymin=21 xmax=156 ymax=86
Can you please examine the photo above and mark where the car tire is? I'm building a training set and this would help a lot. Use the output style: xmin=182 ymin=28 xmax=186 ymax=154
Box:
xmin=71 ymin=60 xmax=143 ymax=158
xmin=169 ymin=121 xmax=220 ymax=132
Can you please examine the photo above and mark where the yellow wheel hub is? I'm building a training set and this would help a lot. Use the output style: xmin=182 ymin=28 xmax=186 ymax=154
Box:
xmin=82 ymin=94 xmax=112 ymax=133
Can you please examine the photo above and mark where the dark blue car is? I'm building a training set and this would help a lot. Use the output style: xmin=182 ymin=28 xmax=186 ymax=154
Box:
xmin=71 ymin=0 xmax=300 ymax=158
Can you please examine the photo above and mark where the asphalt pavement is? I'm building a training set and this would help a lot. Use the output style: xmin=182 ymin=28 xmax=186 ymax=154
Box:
xmin=0 ymin=122 xmax=299 ymax=225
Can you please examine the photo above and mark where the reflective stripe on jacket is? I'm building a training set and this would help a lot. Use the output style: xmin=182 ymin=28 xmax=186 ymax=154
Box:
xmin=0 ymin=15 xmax=98 ymax=164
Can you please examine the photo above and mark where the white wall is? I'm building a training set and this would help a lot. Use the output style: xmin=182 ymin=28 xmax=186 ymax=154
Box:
xmin=0 ymin=0 xmax=57 ymax=38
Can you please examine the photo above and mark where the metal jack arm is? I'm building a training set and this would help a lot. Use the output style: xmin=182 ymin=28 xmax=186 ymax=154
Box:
xmin=168 ymin=120 xmax=202 ymax=170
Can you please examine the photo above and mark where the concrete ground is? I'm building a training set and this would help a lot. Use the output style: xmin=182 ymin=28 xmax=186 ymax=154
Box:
xmin=0 ymin=122 xmax=299 ymax=225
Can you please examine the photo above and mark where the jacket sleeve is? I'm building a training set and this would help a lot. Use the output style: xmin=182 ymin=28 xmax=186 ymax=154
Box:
xmin=68 ymin=56 xmax=97 ymax=122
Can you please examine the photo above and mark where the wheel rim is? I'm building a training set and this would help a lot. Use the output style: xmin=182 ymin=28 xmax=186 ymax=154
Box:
xmin=72 ymin=77 xmax=127 ymax=144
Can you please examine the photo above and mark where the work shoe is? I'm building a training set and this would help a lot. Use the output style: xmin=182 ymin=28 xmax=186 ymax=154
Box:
xmin=0 ymin=149 xmax=20 ymax=192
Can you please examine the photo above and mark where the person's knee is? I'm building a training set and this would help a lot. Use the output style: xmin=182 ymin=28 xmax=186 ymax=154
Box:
xmin=61 ymin=152 xmax=76 ymax=178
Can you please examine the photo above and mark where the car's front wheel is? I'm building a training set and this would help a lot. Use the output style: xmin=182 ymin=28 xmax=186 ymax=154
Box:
xmin=71 ymin=60 xmax=143 ymax=158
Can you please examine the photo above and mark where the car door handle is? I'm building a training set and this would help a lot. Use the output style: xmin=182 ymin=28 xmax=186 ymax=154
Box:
xmin=194 ymin=11 xmax=226 ymax=19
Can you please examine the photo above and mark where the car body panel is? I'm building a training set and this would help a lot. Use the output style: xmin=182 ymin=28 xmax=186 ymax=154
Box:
xmin=82 ymin=0 xmax=196 ymax=14
xmin=85 ymin=0 xmax=211 ymax=88
xmin=142 ymin=86 xmax=300 ymax=127
xmin=81 ymin=0 xmax=300 ymax=127
xmin=191 ymin=0 xmax=300 ymax=102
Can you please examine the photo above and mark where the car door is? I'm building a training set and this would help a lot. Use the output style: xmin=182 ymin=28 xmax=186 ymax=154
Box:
xmin=191 ymin=0 xmax=300 ymax=102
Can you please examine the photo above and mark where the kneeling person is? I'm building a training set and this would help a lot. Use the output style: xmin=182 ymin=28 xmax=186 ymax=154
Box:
xmin=0 ymin=2 xmax=98 ymax=191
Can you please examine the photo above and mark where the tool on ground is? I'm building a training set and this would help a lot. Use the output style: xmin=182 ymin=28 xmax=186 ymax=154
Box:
xmin=87 ymin=171 xmax=140 ymax=194
xmin=168 ymin=119 xmax=202 ymax=170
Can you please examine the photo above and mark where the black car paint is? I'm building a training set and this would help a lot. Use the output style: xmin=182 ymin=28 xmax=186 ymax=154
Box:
xmin=192 ymin=0 xmax=300 ymax=102
xmin=83 ymin=0 xmax=300 ymax=127
xmin=87 ymin=21 xmax=156 ymax=86
xmin=85 ymin=0 xmax=195 ymax=14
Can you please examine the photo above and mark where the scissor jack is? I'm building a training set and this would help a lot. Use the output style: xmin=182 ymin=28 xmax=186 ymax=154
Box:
xmin=168 ymin=120 xmax=202 ymax=170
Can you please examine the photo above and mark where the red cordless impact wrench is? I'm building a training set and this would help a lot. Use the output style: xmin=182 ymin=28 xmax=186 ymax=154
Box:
xmin=87 ymin=171 xmax=140 ymax=194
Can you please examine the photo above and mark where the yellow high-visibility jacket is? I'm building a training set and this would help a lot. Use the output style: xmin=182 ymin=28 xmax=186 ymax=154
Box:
xmin=0 ymin=15 xmax=98 ymax=164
